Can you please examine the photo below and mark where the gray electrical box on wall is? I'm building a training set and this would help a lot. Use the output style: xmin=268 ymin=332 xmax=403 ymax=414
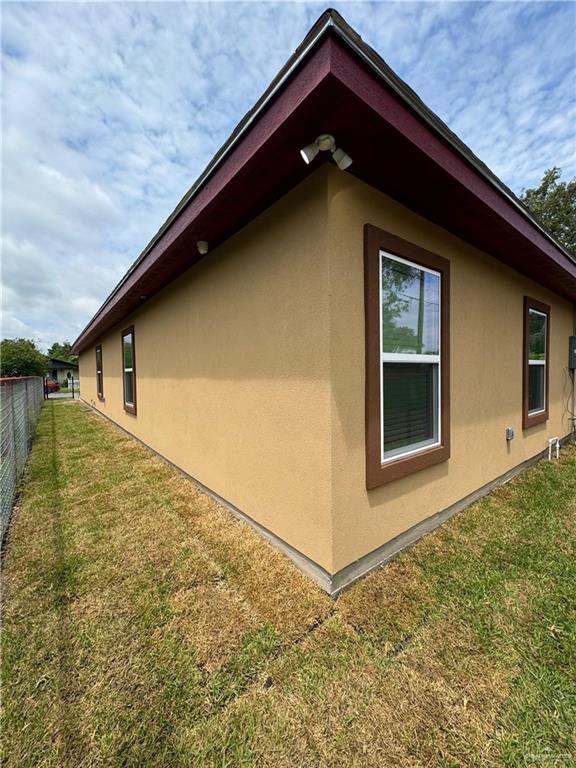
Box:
xmin=569 ymin=336 xmax=576 ymax=370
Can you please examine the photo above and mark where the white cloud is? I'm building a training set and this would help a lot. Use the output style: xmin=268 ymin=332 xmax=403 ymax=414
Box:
xmin=1 ymin=2 xmax=574 ymax=349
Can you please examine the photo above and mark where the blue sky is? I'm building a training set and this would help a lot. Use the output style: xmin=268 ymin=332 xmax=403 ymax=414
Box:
xmin=2 ymin=1 xmax=575 ymax=349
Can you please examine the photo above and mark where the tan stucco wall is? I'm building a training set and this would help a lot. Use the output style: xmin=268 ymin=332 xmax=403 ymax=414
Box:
xmin=79 ymin=169 xmax=334 ymax=570
xmin=79 ymin=165 xmax=574 ymax=578
xmin=326 ymin=168 xmax=575 ymax=572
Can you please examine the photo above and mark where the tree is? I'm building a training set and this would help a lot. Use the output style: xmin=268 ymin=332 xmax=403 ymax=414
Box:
xmin=1 ymin=339 xmax=48 ymax=378
xmin=381 ymin=258 xmax=430 ymax=354
xmin=47 ymin=341 xmax=78 ymax=364
xmin=521 ymin=168 xmax=576 ymax=256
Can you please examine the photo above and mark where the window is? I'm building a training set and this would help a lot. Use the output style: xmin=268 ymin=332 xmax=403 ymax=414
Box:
xmin=365 ymin=225 xmax=450 ymax=489
xmin=122 ymin=326 xmax=137 ymax=415
xmin=523 ymin=297 xmax=549 ymax=429
xmin=96 ymin=345 xmax=104 ymax=400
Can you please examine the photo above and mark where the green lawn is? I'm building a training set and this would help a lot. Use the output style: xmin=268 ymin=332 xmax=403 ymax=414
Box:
xmin=2 ymin=400 xmax=575 ymax=767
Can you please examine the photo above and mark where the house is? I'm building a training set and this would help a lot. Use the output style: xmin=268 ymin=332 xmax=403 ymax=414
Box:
xmin=48 ymin=358 xmax=79 ymax=385
xmin=72 ymin=10 xmax=576 ymax=595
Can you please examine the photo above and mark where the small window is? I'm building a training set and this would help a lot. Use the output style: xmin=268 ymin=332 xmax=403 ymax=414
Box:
xmin=122 ymin=326 xmax=137 ymax=415
xmin=523 ymin=298 xmax=549 ymax=429
xmin=96 ymin=345 xmax=104 ymax=400
xmin=365 ymin=225 xmax=450 ymax=489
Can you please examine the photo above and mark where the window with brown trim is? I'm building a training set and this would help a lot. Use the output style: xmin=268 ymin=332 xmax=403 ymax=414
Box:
xmin=121 ymin=326 xmax=137 ymax=415
xmin=523 ymin=297 xmax=549 ymax=429
xmin=96 ymin=345 xmax=104 ymax=400
xmin=364 ymin=224 xmax=450 ymax=489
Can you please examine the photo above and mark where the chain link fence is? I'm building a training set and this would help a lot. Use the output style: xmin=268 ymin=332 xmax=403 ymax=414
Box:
xmin=1 ymin=377 xmax=44 ymax=542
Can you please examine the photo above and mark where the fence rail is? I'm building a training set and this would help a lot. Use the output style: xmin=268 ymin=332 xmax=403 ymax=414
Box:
xmin=1 ymin=377 xmax=44 ymax=541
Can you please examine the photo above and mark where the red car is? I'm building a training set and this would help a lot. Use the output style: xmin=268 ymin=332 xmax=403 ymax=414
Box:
xmin=45 ymin=380 xmax=60 ymax=393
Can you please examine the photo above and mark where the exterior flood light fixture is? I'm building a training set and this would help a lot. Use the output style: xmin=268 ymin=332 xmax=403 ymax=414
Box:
xmin=300 ymin=142 xmax=320 ymax=164
xmin=299 ymin=134 xmax=352 ymax=170
xmin=331 ymin=146 xmax=353 ymax=170
xmin=196 ymin=241 xmax=209 ymax=255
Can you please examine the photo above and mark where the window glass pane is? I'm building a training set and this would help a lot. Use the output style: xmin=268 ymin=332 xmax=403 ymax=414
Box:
xmin=528 ymin=364 xmax=545 ymax=413
xmin=381 ymin=254 xmax=440 ymax=355
xmin=124 ymin=371 xmax=134 ymax=405
xmin=528 ymin=310 xmax=546 ymax=360
xmin=382 ymin=363 xmax=438 ymax=458
xmin=123 ymin=333 xmax=133 ymax=369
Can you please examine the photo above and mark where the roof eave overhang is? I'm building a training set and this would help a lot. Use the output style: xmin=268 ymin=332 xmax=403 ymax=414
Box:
xmin=72 ymin=11 xmax=576 ymax=354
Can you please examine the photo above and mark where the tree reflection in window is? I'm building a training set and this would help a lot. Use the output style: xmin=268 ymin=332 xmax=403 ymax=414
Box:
xmin=381 ymin=256 xmax=439 ymax=356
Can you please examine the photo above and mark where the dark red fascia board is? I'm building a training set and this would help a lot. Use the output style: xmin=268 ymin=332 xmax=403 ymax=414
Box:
xmin=73 ymin=32 xmax=575 ymax=354
xmin=328 ymin=37 xmax=576 ymax=285
xmin=72 ymin=38 xmax=337 ymax=354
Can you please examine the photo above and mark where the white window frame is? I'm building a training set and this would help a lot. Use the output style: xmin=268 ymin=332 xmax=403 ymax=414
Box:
xmin=96 ymin=345 xmax=103 ymax=399
xmin=379 ymin=249 xmax=442 ymax=464
xmin=527 ymin=308 xmax=547 ymax=416
xmin=122 ymin=331 xmax=134 ymax=407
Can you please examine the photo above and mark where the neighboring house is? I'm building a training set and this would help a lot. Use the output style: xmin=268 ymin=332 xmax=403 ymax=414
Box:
xmin=72 ymin=10 xmax=576 ymax=595
xmin=49 ymin=358 xmax=79 ymax=385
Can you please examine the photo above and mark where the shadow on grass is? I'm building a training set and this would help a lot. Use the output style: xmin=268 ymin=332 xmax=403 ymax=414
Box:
xmin=46 ymin=402 xmax=88 ymax=766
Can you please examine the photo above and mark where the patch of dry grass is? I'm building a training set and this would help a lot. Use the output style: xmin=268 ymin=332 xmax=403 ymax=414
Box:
xmin=168 ymin=583 xmax=258 ymax=671
xmin=338 ymin=557 xmax=434 ymax=648
xmin=2 ymin=401 xmax=575 ymax=767
xmin=188 ymin=613 xmax=509 ymax=768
